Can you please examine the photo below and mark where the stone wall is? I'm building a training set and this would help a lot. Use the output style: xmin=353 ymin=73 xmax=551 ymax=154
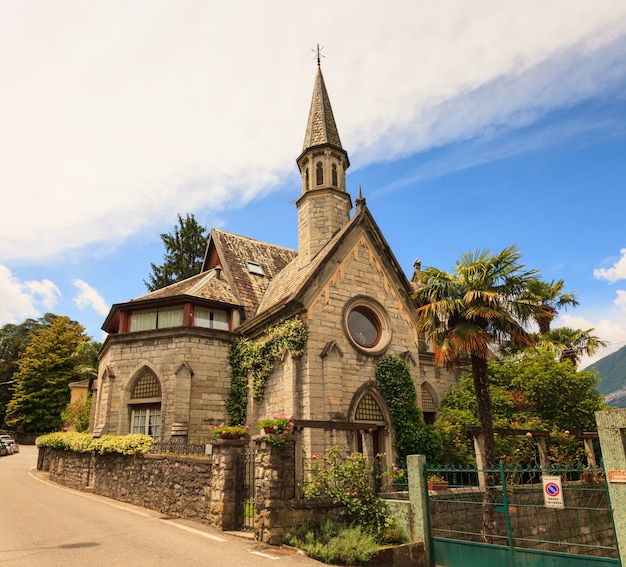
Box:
xmin=253 ymin=436 xmax=343 ymax=544
xmin=38 ymin=438 xmax=246 ymax=530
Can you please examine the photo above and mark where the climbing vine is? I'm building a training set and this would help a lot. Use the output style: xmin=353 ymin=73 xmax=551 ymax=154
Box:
xmin=225 ymin=316 xmax=309 ymax=425
xmin=375 ymin=354 xmax=442 ymax=465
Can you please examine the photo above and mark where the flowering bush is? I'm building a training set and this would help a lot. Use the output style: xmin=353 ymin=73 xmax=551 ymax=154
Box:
xmin=257 ymin=413 xmax=295 ymax=434
xmin=209 ymin=423 xmax=249 ymax=439
xmin=301 ymin=445 xmax=392 ymax=537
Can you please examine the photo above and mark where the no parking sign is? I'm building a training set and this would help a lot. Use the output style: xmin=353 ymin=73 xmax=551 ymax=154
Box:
xmin=542 ymin=475 xmax=564 ymax=509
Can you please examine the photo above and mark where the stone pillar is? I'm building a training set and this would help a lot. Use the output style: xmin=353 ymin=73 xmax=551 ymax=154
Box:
xmin=595 ymin=408 xmax=626 ymax=561
xmin=407 ymin=455 xmax=431 ymax=567
xmin=473 ymin=433 xmax=487 ymax=488
xmin=254 ymin=436 xmax=297 ymax=544
xmin=536 ymin=437 xmax=549 ymax=470
xmin=207 ymin=438 xmax=247 ymax=530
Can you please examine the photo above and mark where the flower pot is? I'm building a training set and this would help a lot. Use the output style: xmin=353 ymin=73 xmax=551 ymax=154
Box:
xmin=263 ymin=426 xmax=274 ymax=434
xmin=428 ymin=481 xmax=448 ymax=491
xmin=220 ymin=433 xmax=239 ymax=440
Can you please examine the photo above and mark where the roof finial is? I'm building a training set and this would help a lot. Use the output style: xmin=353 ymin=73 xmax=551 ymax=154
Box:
xmin=355 ymin=184 xmax=366 ymax=212
xmin=312 ymin=43 xmax=325 ymax=66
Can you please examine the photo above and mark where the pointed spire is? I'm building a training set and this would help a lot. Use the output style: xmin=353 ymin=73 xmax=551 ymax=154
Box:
xmin=302 ymin=65 xmax=345 ymax=155
xmin=355 ymin=185 xmax=366 ymax=212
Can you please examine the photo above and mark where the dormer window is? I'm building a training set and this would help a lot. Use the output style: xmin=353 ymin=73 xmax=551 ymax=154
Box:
xmin=316 ymin=161 xmax=323 ymax=185
xmin=246 ymin=260 xmax=265 ymax=276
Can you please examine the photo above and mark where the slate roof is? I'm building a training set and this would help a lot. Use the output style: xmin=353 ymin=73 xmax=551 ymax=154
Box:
xmin=301 ymin=65 xmax=346 ymax=160
xmin=207 ymin=229 xmax=298 ymax=320
xmin=131 ymin=269 xmax=239 ymax=306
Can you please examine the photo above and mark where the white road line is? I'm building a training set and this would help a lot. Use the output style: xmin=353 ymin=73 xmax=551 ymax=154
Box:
xmin=160 ymin=520 xmax=227 ymax=542
xmin=249 ymin=551 xmax=280 ymax=560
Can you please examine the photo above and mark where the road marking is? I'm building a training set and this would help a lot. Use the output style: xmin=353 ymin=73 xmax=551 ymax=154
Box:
xmin=250 ymin=551 xmax=280 ymax=560
xmin=160 ymin=520 xmax=227 ymax=542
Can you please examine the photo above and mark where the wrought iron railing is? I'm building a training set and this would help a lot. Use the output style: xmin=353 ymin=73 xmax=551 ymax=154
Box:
xmin=148 ymin=439 xmax=211 ymax=457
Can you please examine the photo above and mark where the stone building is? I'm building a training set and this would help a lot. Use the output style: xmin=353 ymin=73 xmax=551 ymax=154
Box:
xmin=91 ymin=63 xmax=458 ymax=460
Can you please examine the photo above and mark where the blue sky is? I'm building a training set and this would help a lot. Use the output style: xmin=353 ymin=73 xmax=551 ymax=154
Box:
xmin=1 ymin=1 xmax=626 ymax=367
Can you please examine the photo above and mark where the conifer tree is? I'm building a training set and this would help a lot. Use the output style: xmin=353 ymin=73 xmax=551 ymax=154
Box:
xmin=144 ymin=213 xmax=208 ymax=291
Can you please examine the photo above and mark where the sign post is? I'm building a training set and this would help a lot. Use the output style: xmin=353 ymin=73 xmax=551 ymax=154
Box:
xmin=542 ymin=475 xmax=564 ymax=509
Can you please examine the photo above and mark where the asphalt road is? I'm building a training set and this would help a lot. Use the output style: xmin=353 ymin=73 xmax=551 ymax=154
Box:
xmin=0 ymin=445 xmax=323 ymax=567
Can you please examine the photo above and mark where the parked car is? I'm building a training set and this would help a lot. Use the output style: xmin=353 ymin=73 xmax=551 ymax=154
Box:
xmin=0 ymin=435 xmax=17 ymax=454
xmin=0 ymin=441 xmax=9 ymax=456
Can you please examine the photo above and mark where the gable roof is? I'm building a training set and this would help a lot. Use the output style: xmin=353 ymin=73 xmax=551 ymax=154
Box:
xmin=245 ymin=204 xmax=414 ymax=332
xmin=203 ymin=228 xmax=298 ymax=321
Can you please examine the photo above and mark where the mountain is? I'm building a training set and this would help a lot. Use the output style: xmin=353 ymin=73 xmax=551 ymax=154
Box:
xmin=585 ymin=345 xmax=626 ymax=408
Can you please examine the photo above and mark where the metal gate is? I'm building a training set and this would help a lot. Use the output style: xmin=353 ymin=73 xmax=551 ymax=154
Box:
xmin=427 ymin=462 xmax=620 ymax=567
xmin=235 ymin=448 xmax=256 ymax=531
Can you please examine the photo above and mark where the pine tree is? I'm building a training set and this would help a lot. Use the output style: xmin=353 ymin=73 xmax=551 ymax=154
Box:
xmin=5 ymin=316 xmax=91 ymax=433
xmin=144 ymin=213 xmax=208 ymax=291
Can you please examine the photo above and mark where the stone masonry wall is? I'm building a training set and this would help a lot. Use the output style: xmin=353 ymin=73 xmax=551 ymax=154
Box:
xmin=39 ymin=438 xmax=245 ymax=529
xmin=94 ymin=327 xmax=232 ymax=441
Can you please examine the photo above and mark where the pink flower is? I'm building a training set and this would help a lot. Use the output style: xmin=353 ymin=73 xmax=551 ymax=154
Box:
xmin=273 ymin=425 xmax=278 ymax=430
xmin=312 ymin=454 xmax=317 ymax=460
xmin=564 ymin=430 xmax=570 ymax=434
xmin=526 ymin=432 xmax=533 ymax=437
xmin=392 ymin=466 xmax=399 ymax=473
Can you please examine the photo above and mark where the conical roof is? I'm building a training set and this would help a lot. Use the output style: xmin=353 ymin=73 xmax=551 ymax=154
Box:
xmin=301 ymin=65 xmax=344 ymax=152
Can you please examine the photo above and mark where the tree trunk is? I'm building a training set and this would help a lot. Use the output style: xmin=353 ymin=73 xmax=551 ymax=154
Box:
xmin=471 ymin=354 xmax=497 ymax=542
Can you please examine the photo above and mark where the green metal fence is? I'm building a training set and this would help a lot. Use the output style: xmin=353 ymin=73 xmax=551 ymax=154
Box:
xmin=427 ymin=462 xmax=619 ymax=566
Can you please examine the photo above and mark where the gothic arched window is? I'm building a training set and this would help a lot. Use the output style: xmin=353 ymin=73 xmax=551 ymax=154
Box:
xmin=331 ymin=163 xmax=338 ymax=186
xmin=130 ymin=368 xmax=161 ymax=438
xmin=316 ymin=162 xmax=323 ymax=186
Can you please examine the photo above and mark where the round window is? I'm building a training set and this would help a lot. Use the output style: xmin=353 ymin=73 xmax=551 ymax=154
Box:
xmin=347 ymin=306 xmax=380 ymax=348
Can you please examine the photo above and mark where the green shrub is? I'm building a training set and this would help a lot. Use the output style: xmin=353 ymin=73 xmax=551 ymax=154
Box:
xmin=36 ymin=432 xmax=153 ymax=455
xmin=284 ymin=519 xmax=379 ymax=565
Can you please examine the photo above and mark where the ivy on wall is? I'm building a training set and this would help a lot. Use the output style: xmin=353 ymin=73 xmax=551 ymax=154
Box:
xmin=226 ymin=317 xmax=309 ymax=425
xmin=375 ymin=354 xmax=442 ymax=465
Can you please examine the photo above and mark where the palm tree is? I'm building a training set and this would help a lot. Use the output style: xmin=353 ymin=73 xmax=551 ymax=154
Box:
xmin=524 ymin=279 xmax=579 ymax=335
xmin=412 ymin=245 xmax=543 ymax=537
xmin=541 ymin=327 xmax=608 ymax=366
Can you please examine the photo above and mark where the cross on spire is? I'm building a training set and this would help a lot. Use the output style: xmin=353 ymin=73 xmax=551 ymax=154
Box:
xmin=313 ymin=43 xmax=325 ymax=66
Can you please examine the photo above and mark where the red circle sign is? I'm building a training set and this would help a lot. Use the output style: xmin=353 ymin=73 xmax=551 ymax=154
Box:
xmin=545 ymin=482 xmax=560 ymax=497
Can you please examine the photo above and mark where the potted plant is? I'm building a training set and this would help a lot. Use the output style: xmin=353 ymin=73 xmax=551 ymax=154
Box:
xmin=427 ymin=474 xmax=448 ymax=490
xmin=581 ymin=465 xmax=604 ymax=486
xmin=257 ymin=413 xmax=295 ymax=435
xmin=209 ymin=423 xmax=249 ymax=440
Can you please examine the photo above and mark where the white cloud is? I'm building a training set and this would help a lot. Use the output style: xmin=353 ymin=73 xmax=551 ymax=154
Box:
xmin=23 ymin=279 xmax=62 ymax=311
xmin=594 ymin=248 xmax=626 ymax=283
xmin=0 ymin=1 xmax=625 ymax=262
xmin=615 ymin=290 xmax=626 ymax=311
xmin=560 ymin=314 xmax=626 ymax=367
xmin=0 ymin=265 xmax=61 ymax=324
xmin=73 ymin=279 xmax=110 ymax=317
